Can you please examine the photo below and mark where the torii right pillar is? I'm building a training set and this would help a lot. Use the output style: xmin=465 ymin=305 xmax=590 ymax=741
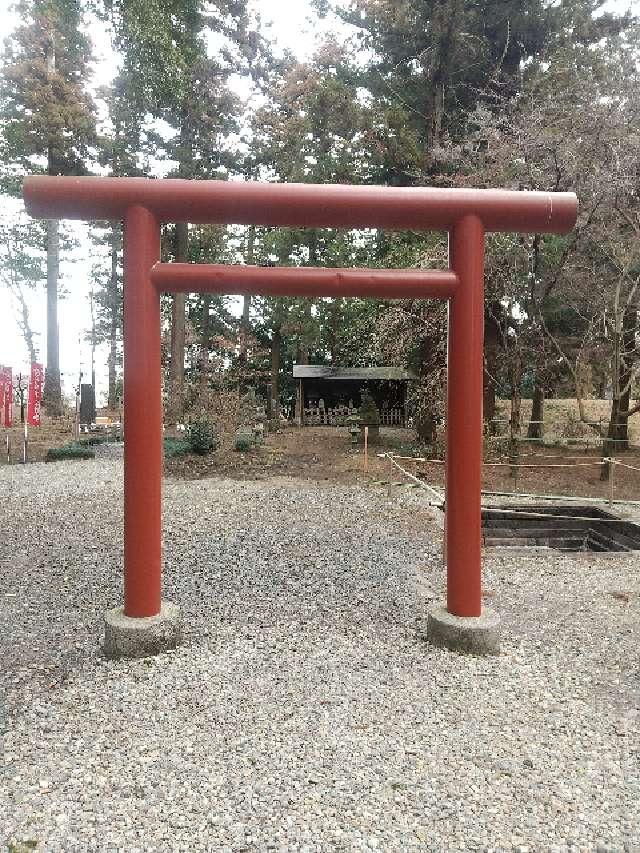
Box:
xmin=426 ymin=214 xmax=501 ymax=654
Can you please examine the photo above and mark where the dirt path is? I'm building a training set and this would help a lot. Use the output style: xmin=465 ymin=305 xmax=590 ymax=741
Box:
xmin=165 ymin=425 xmax=408 ymax=484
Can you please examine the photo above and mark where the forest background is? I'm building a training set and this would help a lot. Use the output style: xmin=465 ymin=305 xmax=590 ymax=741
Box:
xmin=1 ymin=0 xmax=639 ymax=455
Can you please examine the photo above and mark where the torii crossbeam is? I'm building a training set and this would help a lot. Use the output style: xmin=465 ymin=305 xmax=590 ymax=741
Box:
xmin=24 ymin=176 xmax=577 ymax=656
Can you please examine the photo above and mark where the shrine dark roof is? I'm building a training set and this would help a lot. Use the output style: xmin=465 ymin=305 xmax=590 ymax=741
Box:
xmin=293 ymin=366 xmax=413 ymax=381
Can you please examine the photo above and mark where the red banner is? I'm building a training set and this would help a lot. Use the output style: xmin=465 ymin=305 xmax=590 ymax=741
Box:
xmin=0 ymin=368 xmax=4 ymax=425
xmin=27 ymin=363 xmax=44 ymax=426
xmin=2 ymin=367 xmax=12 ymax=427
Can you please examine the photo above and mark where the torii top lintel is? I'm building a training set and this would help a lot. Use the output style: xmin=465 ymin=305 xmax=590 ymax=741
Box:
xmin=23 ymin=176 xmax=577 ymax=235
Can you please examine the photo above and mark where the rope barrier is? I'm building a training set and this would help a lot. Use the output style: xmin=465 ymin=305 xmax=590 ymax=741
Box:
xmin=501 ymin=452 xmax=610 ymax=460
xmin=389 ymin=454 xmax=607 ymax=469
xmin=371 ymin=480 xmax=430 ymax=490
xmin=489 ymin=419 xmax=637 ymax=426
xmin=380 ymin=453 xmax=444 ymax=504
xmin=480 ymin=506 xmax=637 ymax=523
xmin=482 ymin=461 xmax=605 ymax=468
xmin=377 ymin=449 xmax=640 ymax=522
xmin=485 ymin=461 xmax=604 ymax=469
xmin=373 ymin=457 xmax=640 ymax=527
xmin=610 ymin=458 xmax=640 ymax=473
xmin=389 ymin=455 xmax=443 ymax=463
xmin=480 ymin=488 xmax=640 ymax=507
xmin=391 ymin=453 xmax=640 ymax=470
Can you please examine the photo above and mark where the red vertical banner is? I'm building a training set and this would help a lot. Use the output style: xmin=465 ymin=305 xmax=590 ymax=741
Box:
xmin=3 ymin=367 xmax=12 ymax=427
xmin=27 ymin=363 xmax=44 ymax=426
xmin=0 ymin=367 xmax=5 ymax=426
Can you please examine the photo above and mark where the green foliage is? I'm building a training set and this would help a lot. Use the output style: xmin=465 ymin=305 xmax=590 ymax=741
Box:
xmin=163 ymin=437 xmax=191 ymax=458
xmin=561 ymin=412 xmax=596 ymax=441
xmin=2 ymin=0 xmax=636 ymax=439
xmin=335 ymin=0 xmax=631 ymax=177
xmin=358 ymin=390 xmax=380 ymax=426
xmin=77 ymin=434 xmax=122 ymax=446
xmin=186 ymin=415 xmax=218 ymax=455
xmin=164 ymin=422 xmax=218 ymax=458
xmin=234 ymin=432 xmax=253 ymax=453
xmin=0 ymin=220 xmax=46 ymax=363
xmin=1 ymin=0 xmax=96 ymax=178
xmin=103 ymin=0 xmax=253 ymax=179
xmin=46 ymin=442 xmax=95 ymax=461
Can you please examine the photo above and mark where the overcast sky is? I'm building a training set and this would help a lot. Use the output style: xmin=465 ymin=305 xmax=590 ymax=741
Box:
xmin=0 ymin=0 xmax=637 ymax=405
xmin=0 ymin=0 xmax=345 ymax=404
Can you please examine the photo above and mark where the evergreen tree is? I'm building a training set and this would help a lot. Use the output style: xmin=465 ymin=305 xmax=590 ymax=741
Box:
xmin=331 ymin=0 xmax=632 ymax=178
xmin=0 ymin=218 xmax=45 ymax=364
xmin=104 ymin=0 xmax=257 ymax=421
xmin=1 ymin=0 xmax=96 ymax=413
xmin=89 ymin=69 xmax=149 ymax=410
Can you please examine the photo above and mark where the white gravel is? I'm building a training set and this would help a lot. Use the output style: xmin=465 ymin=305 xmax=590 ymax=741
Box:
xmin=1 ymin=457 xmax=639 ymax=852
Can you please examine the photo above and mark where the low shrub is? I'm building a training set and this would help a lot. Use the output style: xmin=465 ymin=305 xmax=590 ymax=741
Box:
xmin=163 ymin=437 xmax=191 ymax=458
xmin=234 ymin=431 xmax=253 ymax=452
xmin=46 ymin=442 xmax=95 ymax=462
xmin=561 ymin=411 xmax=598 ymax=440
xmin=78 ymin=433 xmax=122 ymax=447
xmin=187 ymin=415 xmax=218 ymax=455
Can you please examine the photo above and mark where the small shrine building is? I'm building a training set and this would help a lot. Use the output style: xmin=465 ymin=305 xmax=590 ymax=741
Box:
xmin=293 ymin=365 xmax=413 ymax=427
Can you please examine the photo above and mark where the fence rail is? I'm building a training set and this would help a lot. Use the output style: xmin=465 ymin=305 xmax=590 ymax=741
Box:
xmin=303 ymin=404 xmax=405 ymax=427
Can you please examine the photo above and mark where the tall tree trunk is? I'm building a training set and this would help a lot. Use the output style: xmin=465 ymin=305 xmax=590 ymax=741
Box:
xmin=601 ymin=397 xmax=619 ymax=482
xmin=107 ymin=226 xmax=119 ymax=410
xmin=424 ymin=0 xmax=461 ymax=159
xmin=43 ymin=218 xmax=62 ymax=415
xmin=527 ymin=376 xmax=545 ymax=439
xmin=483 ymin=302 xmax=500 ymax=428
xmin=238 ymin=226 xmax=255 ymax=394
xmin=89 ymin=289 xmax=96 ymax=391
xmin=613 ymin=305 xmax=637 ymax=452
xmin=169 ymin=222 xmax=187 ymax=422
xmin=5 ymin=232 xmax=38 ymax=364
xmin=328 ymin=298 xmax=342 ymax=362
xmin=297 ymin=231 xmax=317 ymax=363
xmin=415 ymin=407 xmax=437 ymax=444
xmin=10 ymin=281 xmax=37 ymax=365
xmin=199 ymin=294 xmax=211 ymax=400
xmin=509 ymin=349 xmax=522 ymax=477
xmin=18 ymin=376 xmax=26 ymax=423
xmin=602 ymin=301 xmax=636 ymax=480
xmin=43 ymin=35 xmax=62 ymax=415
xmin=238 ymin=294 xmax=251 ymax=393
xmin=270 ymin=325 xmax=281 ymax=419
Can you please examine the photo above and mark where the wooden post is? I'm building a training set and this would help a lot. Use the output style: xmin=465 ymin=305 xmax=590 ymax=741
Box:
xmin=403 ymin=383 xmax=408 ymax=428
xmin=23 ymin=420 xmax=27 ymax=464
xmin=299 ymin=379 xmax=304 ymax=427
xmin=609 ymin=457 xmax=615 ymax=507
xmin=364 ymin=426 xmax=369 ymax=472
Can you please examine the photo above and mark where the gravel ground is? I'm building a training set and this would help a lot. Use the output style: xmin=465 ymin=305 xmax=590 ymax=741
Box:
xmin=1 ymin=457 xmax=639 ymax=853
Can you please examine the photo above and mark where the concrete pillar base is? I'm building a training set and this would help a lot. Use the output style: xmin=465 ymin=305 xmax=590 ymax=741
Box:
xmin=103 ymin=601 xmax=182 ymax=659
xmin=423 ymin=603 xmax=500 ymax=655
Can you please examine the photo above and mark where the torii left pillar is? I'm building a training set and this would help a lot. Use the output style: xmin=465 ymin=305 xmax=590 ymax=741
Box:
xmin=103 ymin=206 xmax=182 ymax=658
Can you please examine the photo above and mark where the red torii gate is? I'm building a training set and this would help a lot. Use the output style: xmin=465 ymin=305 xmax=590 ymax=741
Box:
xmin=24 ymin=177 xmax=577 ymax=656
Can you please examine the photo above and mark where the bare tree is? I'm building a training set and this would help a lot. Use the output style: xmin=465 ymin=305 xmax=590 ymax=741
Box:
xmin=1 ymin=221 xmax=43 ymax=365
